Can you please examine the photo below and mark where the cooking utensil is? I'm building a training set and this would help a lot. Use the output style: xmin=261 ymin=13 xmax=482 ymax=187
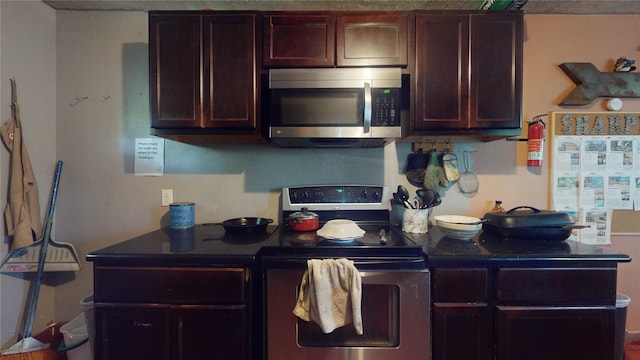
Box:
xmin=430 ymin=192 xmax=442 ymax=207
xmin=288 ymin=208 xmax=319 ymax=231
xmin=482 ymin=206 xmax=589 ymax=241
xmin=397 ymin=185 xmax=414 ymax=209
xmin=457 ymin=151 xmax=479 ymax=194
xmin=405 ymin=150 xmax=430 ymax=187
xmin=216 ymin=217 xmax=273 ymax=233
xmin=416 ymin=189 xmax=434 ymax=209
xmin=391 ymin=192 xmax=404 ymax=206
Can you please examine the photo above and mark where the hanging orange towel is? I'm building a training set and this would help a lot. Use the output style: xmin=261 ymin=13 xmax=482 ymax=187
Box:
xmin=1 ymin=79 xmax=42 ymax=250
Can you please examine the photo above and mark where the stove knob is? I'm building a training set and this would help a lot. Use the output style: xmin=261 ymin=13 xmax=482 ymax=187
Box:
xmin=302 ymin=190 xmax=311 ymax=202
xmin=361 ymin=189 xmax=368 ymax=199
xmin=372 ymin=190 xmax=381 ymax=201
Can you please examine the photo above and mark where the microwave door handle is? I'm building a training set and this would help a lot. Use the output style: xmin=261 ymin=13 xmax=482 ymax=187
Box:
xmin=363 ymin=82 xmax=372 ymax=134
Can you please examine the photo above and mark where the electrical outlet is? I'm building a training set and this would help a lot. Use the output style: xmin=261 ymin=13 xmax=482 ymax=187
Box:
xmin=161 ymin=189 xmax=173 ymax=207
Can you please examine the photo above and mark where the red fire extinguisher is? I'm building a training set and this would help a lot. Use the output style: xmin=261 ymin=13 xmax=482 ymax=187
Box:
xmin=527 ymin=115 xmax=547 ymax=167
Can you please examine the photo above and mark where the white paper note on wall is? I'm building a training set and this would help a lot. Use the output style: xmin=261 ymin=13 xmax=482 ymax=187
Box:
xmin=135 ymin=138 xmax=164 ymax=176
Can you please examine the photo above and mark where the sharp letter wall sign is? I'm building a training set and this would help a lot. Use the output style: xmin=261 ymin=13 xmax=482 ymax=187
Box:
xmin=559 ymin=62 xmax=640 ymax=105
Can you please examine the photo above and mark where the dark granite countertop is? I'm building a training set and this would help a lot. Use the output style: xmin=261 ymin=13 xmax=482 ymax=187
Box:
xmin=87 ymin=224 xmax=279 ymax=267
xmin=87 ymin=224 xmax=631 ymax=267
xmin=403 ymin=227 xmax=632 ymax=265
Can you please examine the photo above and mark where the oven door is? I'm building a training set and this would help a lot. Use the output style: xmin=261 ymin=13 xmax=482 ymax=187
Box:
xmin=265 ymin=267 xmax=430 ymax=359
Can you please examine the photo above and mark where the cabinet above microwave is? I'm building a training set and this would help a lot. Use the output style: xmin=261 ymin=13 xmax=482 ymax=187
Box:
xmin=262 ymin=12 xmax=410 ymax=68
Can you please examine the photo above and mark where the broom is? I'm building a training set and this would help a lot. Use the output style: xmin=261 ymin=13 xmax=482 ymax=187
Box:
xmin=1 ymin=161 xmax=64 ymax=360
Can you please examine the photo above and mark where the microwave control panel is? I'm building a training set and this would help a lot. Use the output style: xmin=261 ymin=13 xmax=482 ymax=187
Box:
xmin=372 ymin=88 xmax=401 ymax=126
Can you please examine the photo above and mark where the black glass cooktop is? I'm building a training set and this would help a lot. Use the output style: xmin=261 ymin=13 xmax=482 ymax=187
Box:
xmin=260 ymin=222 xmax=425 ymax=264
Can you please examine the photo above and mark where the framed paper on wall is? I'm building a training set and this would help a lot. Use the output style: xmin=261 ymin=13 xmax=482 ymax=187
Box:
xmin=549 ymin=112 xmax=640 ymax=244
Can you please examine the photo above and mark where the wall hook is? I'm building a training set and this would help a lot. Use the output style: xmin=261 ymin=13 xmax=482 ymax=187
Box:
xmin=69 ymin=96 xmax=88 ymax=107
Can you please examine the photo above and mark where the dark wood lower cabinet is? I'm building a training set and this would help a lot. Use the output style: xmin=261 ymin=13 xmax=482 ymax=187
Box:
xmin=496 ymin=306 xmax=615 ymax=360
xmin=95 ymin=305 xmax=248 ymax=360
xmin=170 ymin=307 xmax=247 ymax=359
xmin=93 ymin=266 xmax=251 ymax=360
xmin=431 ymin=265 xmax=619 ymax=360
xmin=432 ymin=303 xmax=491 ymax=360
xmin=96 ymin=306 xmax=170 ymax=360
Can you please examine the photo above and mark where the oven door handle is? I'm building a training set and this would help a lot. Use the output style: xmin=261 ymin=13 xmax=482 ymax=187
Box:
xmin=363 ymin=81 xmax=372 ymax=134
xmin=261 ymin=256 xmax=424 ymax=270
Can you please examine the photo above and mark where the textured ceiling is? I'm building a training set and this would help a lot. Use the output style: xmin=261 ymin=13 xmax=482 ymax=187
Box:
xmin=42 ymin=0 xmax=640 ymax=14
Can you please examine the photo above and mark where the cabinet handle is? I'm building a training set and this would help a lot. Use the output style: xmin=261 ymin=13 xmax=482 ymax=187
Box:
xmin=132 ymin=321 xmax=153 ymax=328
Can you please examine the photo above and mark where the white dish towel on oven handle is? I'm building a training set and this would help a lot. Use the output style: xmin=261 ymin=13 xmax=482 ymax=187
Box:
xmin=292 ymin=258 xmax=363 ymax=335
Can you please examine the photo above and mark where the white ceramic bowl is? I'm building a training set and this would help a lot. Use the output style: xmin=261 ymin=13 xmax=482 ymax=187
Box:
xmin=438 ymin=227 xmax=480 ymax=240
xmin=317 ymin=219 xmax=365 ymax=240
xmin=433 ymin=215 xmax=482 ymax=240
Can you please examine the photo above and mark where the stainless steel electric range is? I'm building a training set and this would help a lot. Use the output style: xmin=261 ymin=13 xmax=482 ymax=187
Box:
xmin=259 ymin=185 xmax=430 ymax=360
xmin=261 ymin=184 xmax=425 ymax=266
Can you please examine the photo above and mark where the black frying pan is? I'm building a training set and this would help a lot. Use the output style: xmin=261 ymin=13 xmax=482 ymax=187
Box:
xmin=217 ymin=217 xmax=273 ymax=233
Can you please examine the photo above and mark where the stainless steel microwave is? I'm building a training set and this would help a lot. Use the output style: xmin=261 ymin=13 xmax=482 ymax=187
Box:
xmin=267 ymin=68 xmax=405 ymax=147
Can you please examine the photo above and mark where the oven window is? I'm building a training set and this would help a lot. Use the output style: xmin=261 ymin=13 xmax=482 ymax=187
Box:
xmin=270 ymin=89 xmax=364 ymax=126
xmin=297 ymin=284 xmax=399 ymax=347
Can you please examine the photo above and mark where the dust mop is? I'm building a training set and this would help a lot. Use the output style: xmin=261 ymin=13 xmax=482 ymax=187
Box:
xmin=1 ymin=162 xmax=65 ymax=359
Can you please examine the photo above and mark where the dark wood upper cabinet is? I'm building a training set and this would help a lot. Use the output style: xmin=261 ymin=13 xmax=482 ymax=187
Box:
xmin=149 ymin=14 xmax=201 ymax=128
xmin=411 ymin=12 xmax=523 ymax=140
xmin=262 ymin=14 xmax=336 ymax=67
xmin=149 ymin=12 xmax=264 ymax=142
xmin=415 ymin=14 xmax=468 ymax=130
xmin=262 ymin=12 xmax=408 ymax=68
xmin=202 ymin=14 xmax=257 ymax=129
xmin=470 ymin=14 xmax=522 ymax=129
xmin=149 ymin=10 xmax=521 ymax=144
xmin=336 ymin=14 xmax=408 ymax=66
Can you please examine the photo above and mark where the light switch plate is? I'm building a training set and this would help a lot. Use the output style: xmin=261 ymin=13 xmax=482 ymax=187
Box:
xmin=161 ymin=189 xmax=173 ymax=207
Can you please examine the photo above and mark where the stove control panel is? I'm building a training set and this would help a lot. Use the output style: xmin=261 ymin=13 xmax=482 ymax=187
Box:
xmin=282 ymin=185 xmax=389 ymax=211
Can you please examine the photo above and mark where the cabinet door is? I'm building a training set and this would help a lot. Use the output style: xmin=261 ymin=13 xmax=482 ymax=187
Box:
xmin=171 ymin=307 xmax=248 ymax=360
xmin=432 ymin=303 xmax=491 ymax=360
xmin=336 ymin=13 xmax=408 ymax=66
xmin=263 ymin=14 xmax=336 ymax=67
xmin=470 ymin=14 xmax=522 ymax=129
xmin=414 ymin=14 xmax=469 ymax=130
xmin=95 ymin=306 xmax=170 ymax=360
xmin=496 ymin=306 xmax=616 ymax=360
xmin=432 ymin=268 xmax=491 ymax=360
xmin=149 ymin=14 xmax=201 ymax=128
xmin=202 ymin=14 xmax=258 ymax=129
